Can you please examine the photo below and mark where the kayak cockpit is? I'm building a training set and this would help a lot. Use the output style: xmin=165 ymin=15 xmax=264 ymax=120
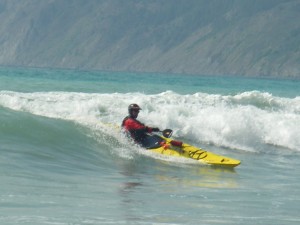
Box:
xmin=140 ymin=134 xmax=165 ymax=149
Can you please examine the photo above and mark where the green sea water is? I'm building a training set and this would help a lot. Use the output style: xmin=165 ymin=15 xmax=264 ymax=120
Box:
xmin=0 ymin=67 xmax=300 ymax=224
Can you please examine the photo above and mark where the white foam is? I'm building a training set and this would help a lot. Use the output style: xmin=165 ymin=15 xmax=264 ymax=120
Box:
xmin=1 ymin=90 xmax=299 ymax=153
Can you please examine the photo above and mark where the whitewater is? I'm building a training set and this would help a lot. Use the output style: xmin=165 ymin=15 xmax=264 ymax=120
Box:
xmin=1 ymin=90 xmax=300 ymax=153
xmin=0 ymin=67 xmax=300 ymax=224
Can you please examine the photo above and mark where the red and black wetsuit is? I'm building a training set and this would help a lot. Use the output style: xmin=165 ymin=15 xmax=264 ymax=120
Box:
xmin=121 ymin=116 xmax=154 ymax=143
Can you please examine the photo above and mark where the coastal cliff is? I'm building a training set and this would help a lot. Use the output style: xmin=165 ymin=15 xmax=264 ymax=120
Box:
xmin=0 ymin=0 xmax=299 ymax=77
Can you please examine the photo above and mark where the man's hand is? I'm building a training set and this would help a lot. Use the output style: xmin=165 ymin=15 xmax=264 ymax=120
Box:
xmin=151 ymin=127 xmax=160 ymax=132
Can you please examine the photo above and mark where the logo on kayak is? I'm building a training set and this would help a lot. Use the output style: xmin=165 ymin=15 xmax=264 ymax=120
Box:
xmin=189 ymin=150 xmax=207 ymax=160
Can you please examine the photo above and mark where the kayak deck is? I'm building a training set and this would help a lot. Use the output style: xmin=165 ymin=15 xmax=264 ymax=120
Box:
xmin=148 ymin=136 xmax=241 ymax=167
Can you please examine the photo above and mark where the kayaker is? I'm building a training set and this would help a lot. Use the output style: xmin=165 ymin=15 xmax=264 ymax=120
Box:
xmin=122 ymin=103 xmax=160 ymax=145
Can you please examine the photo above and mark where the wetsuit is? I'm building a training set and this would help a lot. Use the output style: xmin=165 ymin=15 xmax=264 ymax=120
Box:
xmin=122 ymin=116 xmax=156 ymax=143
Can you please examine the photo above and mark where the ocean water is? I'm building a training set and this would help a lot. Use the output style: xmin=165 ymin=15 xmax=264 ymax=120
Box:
xmin=0 ymin=66 xmax=300 ymax=225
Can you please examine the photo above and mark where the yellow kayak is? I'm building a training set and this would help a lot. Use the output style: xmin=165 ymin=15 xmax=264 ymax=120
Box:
xmin=142 ymin=134 xmax=241 ymax=168
xmin=104 ymin=124 xmax=241 ymax=167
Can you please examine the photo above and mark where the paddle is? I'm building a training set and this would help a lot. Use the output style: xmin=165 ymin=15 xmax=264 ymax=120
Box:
xmin=159 ymin=129 xmax=183 ymax=147
xmin=160 ymin=129 xmax=173 ymax=138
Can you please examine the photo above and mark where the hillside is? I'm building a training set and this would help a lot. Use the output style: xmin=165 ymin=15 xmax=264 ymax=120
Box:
xmin=0 ymin=0 xmax=299 ymax=77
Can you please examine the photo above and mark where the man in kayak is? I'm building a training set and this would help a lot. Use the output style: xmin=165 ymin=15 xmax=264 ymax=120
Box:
xmin=122 ymin=103 xmax=160 ymax=146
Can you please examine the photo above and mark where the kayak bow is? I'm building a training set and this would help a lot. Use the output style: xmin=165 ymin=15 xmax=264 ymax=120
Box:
xmin=144 ymin=134 xmax=241 ymax=168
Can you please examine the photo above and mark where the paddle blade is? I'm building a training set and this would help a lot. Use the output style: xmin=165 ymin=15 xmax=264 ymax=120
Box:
xmin=162 ymin=129 xmax=173 ymax=138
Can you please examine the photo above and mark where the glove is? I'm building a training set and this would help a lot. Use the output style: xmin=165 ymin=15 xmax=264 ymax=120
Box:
xmin=151 ymin=127 xmax=160 ymax=132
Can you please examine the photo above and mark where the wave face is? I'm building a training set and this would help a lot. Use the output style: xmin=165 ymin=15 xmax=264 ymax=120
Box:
xmin=1 ymin=90 xmax=299 ymax=153
xmin=1 ymin=68 xmax=300 ymax=225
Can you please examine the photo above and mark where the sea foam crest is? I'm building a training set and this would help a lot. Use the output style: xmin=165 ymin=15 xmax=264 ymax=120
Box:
xmin=0 ymin=90 xmax=299 ymax=152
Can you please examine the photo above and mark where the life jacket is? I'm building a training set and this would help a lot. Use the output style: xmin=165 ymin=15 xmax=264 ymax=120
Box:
xmin=121 ymin=116 xmax=148 ymax=142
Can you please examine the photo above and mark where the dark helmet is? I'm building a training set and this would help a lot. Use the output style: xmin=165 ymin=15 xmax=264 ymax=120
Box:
xmin=128 ymin=103 xmax=141 ymax=115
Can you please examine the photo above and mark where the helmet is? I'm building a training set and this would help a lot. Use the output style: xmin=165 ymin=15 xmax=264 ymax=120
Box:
xmin=128 ymin=103 xmax=141 ymax=115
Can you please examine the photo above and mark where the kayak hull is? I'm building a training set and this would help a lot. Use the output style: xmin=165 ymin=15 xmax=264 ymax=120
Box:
xmin=149 ymin=136 xmax=241 ymax=167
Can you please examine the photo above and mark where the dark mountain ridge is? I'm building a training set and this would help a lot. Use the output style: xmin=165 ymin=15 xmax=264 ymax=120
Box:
xmin=0 ymin=0 xmax=299 ymax=78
